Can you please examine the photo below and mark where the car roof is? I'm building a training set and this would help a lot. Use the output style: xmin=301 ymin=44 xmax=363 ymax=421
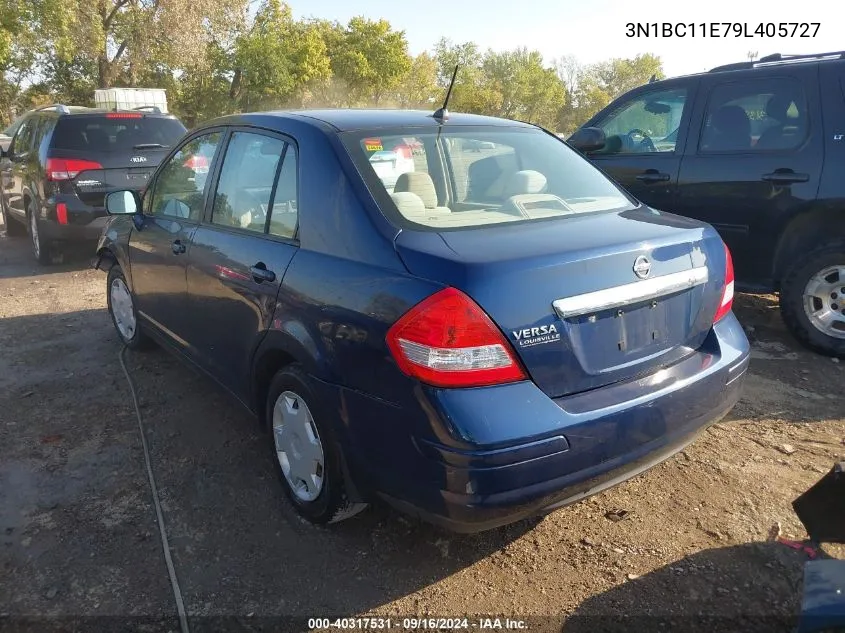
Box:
xmin=26 ymin=105 xmax=179 ymax=120
xmin=208 ymin=109 xmax=536 ymax=133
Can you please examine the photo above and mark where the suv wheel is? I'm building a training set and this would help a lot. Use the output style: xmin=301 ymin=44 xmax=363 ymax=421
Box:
xmin=266 ymin=365 xmax=368 ymax=525
xmin=0 ymin=197 xmax=25 ymax=237
xmin=27 ymin=203 xmax=52 ymax=265
xmin=780 ymin=242 xmax=845 ymax=358
xmin=107 ymin=265 xmax=153 ymax=350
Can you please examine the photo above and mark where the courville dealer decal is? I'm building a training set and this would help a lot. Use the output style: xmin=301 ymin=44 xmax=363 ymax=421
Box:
xmin=512 ymin=324 xmax=561 ymax=348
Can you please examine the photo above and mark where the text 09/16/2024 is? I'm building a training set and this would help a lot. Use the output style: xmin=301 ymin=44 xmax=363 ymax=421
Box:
xmin=625 ymin=22 xmax=820 ymax=38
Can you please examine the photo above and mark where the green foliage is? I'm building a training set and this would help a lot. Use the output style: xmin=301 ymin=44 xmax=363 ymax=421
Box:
xmin=0 ymin=2 xmax=665 ymax=133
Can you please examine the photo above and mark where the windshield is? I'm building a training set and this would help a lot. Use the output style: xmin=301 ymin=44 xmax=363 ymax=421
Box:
xmin=342 ymin=126 xmax=635 ymax=230
xmin=52 ymin=116 xmax=186 ymax=152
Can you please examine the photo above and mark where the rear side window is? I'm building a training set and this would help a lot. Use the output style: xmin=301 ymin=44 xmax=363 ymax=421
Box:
xmin=51 ymin=116 xmax=185 ymax=152
xmin=343 ymin=127 xmax=634 ymax=231
xmin=699 ymin=78 xmax=808 ymax=152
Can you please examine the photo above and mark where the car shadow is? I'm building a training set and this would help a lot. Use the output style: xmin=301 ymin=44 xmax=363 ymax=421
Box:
xmin=0 ymin=233 xmax=96 ymax=280
xmin=562 ymin=541 xmax=822 ymax=633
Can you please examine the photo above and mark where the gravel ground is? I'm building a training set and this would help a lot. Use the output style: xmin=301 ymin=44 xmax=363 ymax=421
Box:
xmin=1 ymin=217 xmax=843 ymax=633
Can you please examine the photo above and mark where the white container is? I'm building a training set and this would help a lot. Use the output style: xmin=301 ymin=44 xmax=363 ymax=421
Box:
xmin=94 ymin=88 xmax=168 ymax=113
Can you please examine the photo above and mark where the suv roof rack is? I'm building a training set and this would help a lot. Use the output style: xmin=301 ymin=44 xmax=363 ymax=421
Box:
xmin=709 ymin=51 xmax=845 ymax=72
xmin=132 ymin=105 xmax=161 ymax=113
xmin=35 ymin=104 xmax=72 ymax=115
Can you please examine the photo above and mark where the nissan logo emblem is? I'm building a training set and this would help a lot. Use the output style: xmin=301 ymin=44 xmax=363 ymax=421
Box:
xmin=633 ymin=255 xmax=651 ymax=279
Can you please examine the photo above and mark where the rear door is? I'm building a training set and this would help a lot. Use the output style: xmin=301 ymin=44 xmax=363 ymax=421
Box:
xmin=185 ymin=128 xmax=299 ymax=399
xmin=129 ymin=130 xmax=224 ymax=350
xmin=675 ymin=67 xmax=823 ymax=289
xmin=579 ymin=80 xmax=697 ymax=211
xmin=48 ymin=113 xmax=186 ymax=210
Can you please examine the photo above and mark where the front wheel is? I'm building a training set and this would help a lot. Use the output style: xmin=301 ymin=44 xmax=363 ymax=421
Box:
xmin=780 ymin=242 xmax=845 ymax=358
xmin=107 ymin=265 xmax=153 ymax=350
xmin=266 ymin=365 xmax=368 ymax=525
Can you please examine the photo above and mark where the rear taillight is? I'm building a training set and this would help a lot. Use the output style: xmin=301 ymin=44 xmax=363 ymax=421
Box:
xmin=385 ymin=287 xmax=527 ymax=388
xmin=46 ymin=158 xmax=103 ymax=181
xmin=183 ymin=155 xmax=209 ymax=171
xmin=56 ymin=202 xmax=68 ymax=225
xmin=714 ymin=242 xmax=735 ymax=322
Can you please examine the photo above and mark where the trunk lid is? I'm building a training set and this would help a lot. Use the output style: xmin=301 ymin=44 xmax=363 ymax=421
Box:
xmin=394 ymin=207 xmax=728 ymax=398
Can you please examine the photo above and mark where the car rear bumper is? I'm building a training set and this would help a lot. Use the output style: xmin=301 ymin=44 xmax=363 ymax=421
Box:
xmin=332 ymin=313 xmax=750 ymax=532
xmin=39 ymin=197 xmax=109 ymax=243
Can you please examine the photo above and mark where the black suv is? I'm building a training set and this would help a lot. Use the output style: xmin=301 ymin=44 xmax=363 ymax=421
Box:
xmin=0 ymin=104 xmax=186 ymax=263
xmin=569 ymin=51 xmax=845 ymax=357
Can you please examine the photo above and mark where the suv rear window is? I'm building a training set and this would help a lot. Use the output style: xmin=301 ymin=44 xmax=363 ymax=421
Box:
xmin=343 ymin=127 xmax=634 ymax=230
xmin=51 ymin=116 xmax=185 ymax=152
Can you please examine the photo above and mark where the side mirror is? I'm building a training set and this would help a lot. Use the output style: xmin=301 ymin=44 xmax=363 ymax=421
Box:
xmin=106 ymin=190 xmax=140 ymax=215
xmin=568 ymin=127 xmax=607 ymax=153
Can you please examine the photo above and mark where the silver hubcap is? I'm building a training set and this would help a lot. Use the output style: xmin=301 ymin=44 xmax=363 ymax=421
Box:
xmin=272 ymin=391 xmax=324 ymax=502
xmin=803 ymin=265 xmax=845 ymax=339
xmin=110 ymin=278 xmax=137 ymax=341
xmin=30 ymin=212 xmax=39 ymax=257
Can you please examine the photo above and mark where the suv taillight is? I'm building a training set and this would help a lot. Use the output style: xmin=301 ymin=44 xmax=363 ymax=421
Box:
xmin=714 ymin=242 xmax=735 ymax=323
xmin=385 ymin=287 xmax=527 ymax=388
xmin=46 ymin=158 xmax=103 ymax=182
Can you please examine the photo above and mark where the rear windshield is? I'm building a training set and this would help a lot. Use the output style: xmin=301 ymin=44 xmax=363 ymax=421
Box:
xmin=51 ymin=116 xmax=186 ymax=152
xmin=342 ymin=126 xmax=635 ymax=230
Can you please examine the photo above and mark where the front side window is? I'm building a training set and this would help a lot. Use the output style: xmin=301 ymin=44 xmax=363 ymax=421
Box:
xmin=343 ymin=126 xmax=635 ymax=230
xmin=211 ymin=132 xmax=285 ymax=232
xmin=699 ymin=78 xmax=808 ymax=153
xmin=594 ymin=88 xmax=688 ymax=154
xmin=149 ymin=131 xmax=222 ymax=220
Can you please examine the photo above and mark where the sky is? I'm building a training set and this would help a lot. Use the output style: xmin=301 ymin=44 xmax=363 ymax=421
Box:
xmin=288 ymin=0 xmax=840 ymax=78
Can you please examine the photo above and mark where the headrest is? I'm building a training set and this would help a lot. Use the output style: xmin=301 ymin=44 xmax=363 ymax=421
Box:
xmin=390 ymin=191 xmax=426 ymax=219
xmin=765 ymin=93 xmax=797 ymax=121
xmin=505 ymin=170 xmax=547 ymax=197
xmin=394 ymin=172 xmax=437 ymax=208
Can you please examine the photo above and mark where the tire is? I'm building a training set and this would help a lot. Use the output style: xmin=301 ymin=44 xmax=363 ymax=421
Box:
xmin=27 ymin=201 xmax=53 ymax=265
xmin=779 ymin=241 xmax=845 ymax=358
xmin=265 ymin=365 xmax=368 ymax=525
xmin=106 ymin=265 xmax=154 ymax=350
xmin=0 ymin=197 xmax=25 ymax=237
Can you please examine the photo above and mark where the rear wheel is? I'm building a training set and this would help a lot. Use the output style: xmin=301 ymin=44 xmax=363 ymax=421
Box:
xmin=266 ymin=365 xmax=367 ymax=525
xmin=27 ymin=201 xmax=54 ymax=265
xmin=780 ymin=242 xmax=845 ymax=358
xmin=0 ymin=197 xmax=25 ymax=237
xmin=107 ymin=265 xmax=153 ymax=350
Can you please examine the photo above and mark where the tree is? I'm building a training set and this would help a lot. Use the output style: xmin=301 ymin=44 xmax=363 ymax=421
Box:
xmin=397 ymin=52 xmax=438 ymax=109
xmin=232 ymin=0 xmax=331 ymax=111
xmin=35 ymin=0 xmax=245 ymax=89
xmin=482 ymin=48 xmax=565 ymax=127
xmin=325 ymin=17 xmax=411 ymax=106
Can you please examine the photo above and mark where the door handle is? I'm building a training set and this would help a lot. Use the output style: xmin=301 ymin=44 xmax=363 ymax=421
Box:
xmin=761 ymin=169 xmax=809 ymax=184
xmin=249 ymin=262 xmax=276 ymax=283
xmin=635 ymin=170 xmax=671 ymax=183
xmin=171 ymin=240 xmax=186 ymax=254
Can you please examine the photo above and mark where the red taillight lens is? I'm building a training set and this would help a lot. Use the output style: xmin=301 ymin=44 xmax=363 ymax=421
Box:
xmin=183 ymin=155 xmax=209 ymax=170
xmin=106 ymin=112 xmax=143 ymax=119
xmin=714 ymin=242 xmax=735 ymax=322
xmin=385 ymin=287 xmax=527 ymax=388
xmin=56 ymin=202 xmax=68 ymax=225
xmin=46 ymin=158 xmax=103 ymax=181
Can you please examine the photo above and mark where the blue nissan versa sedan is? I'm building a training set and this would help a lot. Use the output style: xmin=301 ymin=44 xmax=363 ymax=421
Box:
xmin=95 ymin=109 xmax=750 ymax=532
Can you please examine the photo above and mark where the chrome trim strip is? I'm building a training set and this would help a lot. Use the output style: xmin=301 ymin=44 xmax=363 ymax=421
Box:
xmin=552 ymin=266 xmax=709 ymax=319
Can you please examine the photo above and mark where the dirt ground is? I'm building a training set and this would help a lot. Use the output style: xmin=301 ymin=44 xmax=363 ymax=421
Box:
xmin=1 ymin=217 xmax=843 ymax=633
